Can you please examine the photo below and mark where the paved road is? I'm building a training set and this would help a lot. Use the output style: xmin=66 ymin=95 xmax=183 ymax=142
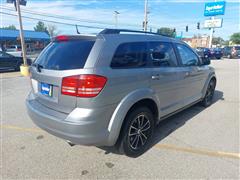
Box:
xmin=0 ymin=59 xmax=239 ymax=179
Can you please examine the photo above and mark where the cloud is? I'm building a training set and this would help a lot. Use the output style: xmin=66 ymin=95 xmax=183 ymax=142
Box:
xmin=1 ymin=0 xmax=143 ymax=33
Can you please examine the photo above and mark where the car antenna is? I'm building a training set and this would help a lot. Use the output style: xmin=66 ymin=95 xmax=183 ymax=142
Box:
xmin=76 ymin=25 xmax=80 ymax=34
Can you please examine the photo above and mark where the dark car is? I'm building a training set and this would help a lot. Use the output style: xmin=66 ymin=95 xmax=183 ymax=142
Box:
xmin=223 ymin=46 xmax=240 ymax=59
xmin=210 ymin=48 xmax=222 ymax=59
xmin=0 ymin=51 xmax=31 ymax=71
xmin=196 ymin=47 xmax=211 ymax=58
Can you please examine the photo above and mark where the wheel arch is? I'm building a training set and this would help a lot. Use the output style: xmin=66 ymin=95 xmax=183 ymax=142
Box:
xmin=106 ymin=88 xmax=160 ymax=146
xmin=125 ymin=99 xmax=159 ymax=123
xmin=202 ymin=72 xmax=217 ymax=98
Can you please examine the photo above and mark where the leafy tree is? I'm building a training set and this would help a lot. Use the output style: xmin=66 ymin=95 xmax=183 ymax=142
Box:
xmin=156 ymin=27 xmax=176 ymax=37
xmin=2 ymin=25 xmax=17 ymax=30
xmin=47 ymin=24 xmax=60 ymax=37
xmin=223 ymin=40 xmax=230 ymax=46
xmin=212 ymin=37 xmax=225 ymax=45
xmin=34 ymin=21 xmax=48 ymax=34
xmin=230 ymin=32 xmax=240 ymax=44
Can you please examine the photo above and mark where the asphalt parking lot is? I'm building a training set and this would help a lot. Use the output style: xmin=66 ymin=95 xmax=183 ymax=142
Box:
xmin=0 ymin=58 xmax=239 ymax=179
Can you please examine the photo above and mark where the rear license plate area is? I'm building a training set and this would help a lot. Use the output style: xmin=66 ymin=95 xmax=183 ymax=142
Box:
xmin=40 ymin=83 xmax=53 ymax=97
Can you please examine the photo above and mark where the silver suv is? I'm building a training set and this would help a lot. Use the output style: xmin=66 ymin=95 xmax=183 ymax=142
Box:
xmin=26 ymin=29 xmax=216 ymax=157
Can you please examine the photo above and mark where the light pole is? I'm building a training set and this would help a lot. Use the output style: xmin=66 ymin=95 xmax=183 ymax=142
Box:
xmin=209 ymin=17 xmax=215 ymax=48
xmin=7 ymin=0 xmax=29 ymax=76
xmin=143 ymin=0 xmax=148 ymax=31
xmin=16 ymin=0 xmax=27 ymax=66
xmin=208 ymin=0 xmax=217 ymax=48
xmin=114 ymin=11 xmax=120 ymax=29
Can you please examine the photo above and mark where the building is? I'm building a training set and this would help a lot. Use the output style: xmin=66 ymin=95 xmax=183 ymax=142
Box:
xmin=182 ymin=35 xmax=210 ymax=48
xmin=0 ymin=28 xmax=50 ymax=52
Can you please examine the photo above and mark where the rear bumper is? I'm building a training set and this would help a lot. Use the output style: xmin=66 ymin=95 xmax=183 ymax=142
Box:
xmin=26 ymin=93 xmax=114 ymax=146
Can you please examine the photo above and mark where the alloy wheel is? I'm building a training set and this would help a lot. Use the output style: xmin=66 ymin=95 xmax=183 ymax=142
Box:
xmin=128 ymin=114 xmax=151 ymax=150
xmin=205 ymin=80 xmax=215 ymax=105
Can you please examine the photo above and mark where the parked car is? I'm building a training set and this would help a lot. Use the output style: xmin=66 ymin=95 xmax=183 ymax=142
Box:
xmin=6 ymin=45 xmax=22 ymax=57
xmin=223 ymin=46 xmax=240 ymax=59
xmin=209 ymin=48 xmax=222 ymax=59
xmin=195 ymin=47 xmax=211 ymax=58
xmin=0 ymin=51 xmax=31 ymax=71
xmin=26 ymin=29 xmax=216 ymax=157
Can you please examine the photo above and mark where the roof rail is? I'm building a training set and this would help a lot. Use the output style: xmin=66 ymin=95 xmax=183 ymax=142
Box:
xmin=99 ymin=28 xmax=164 ymax=36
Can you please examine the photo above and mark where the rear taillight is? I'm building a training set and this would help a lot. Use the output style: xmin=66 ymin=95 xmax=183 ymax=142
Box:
xmin=55 ymin=35 xmax=69 ymax=42
xmin=61 ymin=75 xmax=107 ymax=98
xmin=232 ymin=47 xmax=236 ymax=54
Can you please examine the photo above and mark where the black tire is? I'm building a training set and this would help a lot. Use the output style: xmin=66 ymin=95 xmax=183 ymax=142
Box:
xmin=201 ymin=79 xmax=216 ymax=107
xmin=117 ymin=107 xmax=155 ymax=158
xmin=15 ymin=62 xmax=21 ymax=71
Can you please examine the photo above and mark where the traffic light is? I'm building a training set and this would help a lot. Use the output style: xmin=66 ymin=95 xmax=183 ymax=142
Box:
xmin=186 ymin=25 xmax=188 ymax=32
xmin=197 ymin=22 xmax=200 ymax=30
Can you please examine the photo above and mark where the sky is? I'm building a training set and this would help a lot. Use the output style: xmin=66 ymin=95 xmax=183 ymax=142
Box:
xmin=0 ymin=0 xmax=239 ymax=40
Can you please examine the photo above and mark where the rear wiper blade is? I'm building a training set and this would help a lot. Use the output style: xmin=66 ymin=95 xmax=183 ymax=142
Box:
xmin=32 ymin=63 xmax=43 ymax=72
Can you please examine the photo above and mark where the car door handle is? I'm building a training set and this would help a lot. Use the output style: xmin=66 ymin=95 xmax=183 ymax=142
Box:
xmin=152 ymin=74 xmax=160 ymax=80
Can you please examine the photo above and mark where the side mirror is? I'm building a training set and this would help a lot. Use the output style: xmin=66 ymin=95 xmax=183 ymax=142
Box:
xmin=201 ymin=57 xmax=211 ymax=65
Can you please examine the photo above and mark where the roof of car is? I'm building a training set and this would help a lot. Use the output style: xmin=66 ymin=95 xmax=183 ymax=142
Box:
xmin=96 ymin=28 xmax=183 ymax=44
xmin=53 ymin=29 xmax=186 ymax=45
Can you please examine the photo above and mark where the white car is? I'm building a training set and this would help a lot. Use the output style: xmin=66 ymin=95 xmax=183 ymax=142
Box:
xmin=6 ymin=45 xmax=22 ymax=57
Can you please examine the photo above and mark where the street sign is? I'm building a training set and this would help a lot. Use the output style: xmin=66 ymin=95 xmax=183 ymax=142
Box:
xmin=204 ymin=1 xmax=226 ymax=16
xmin=204 ymin=18 xmax=223 ymax=28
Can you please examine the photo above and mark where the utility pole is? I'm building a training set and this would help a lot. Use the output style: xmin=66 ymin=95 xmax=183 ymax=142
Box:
xmin=114 ymin=11 xmax=120 ymax=29
xmin=143 ymin=0 xmax=148 ymax=31
xmin=16 ymin=0 xmax=27 ymax=66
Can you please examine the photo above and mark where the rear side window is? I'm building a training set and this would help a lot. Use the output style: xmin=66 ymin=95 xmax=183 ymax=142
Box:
xmin=35 ymin=40 xmax=95 ymax=70
xmin=149 ymin=42 xmax=177 ymax=67
xmin=111 ymin=42 xmax=148 ymax=68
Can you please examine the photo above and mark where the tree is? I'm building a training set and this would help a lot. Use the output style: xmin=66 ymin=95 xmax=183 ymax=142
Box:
xmin=212 ymin=37 xmax=225 ymax=45
xmin=2 ymin=25 xmax=17 ymax=30
xmin=34 ymin=21 xmax=48 ymax=34
xmin=223 ymin=40 xmax=230 ymax=46
xmin=156 ymin=27 xmax=176 ymax=37
xmin=47 ymin=24 xmax=60 ymax=37
xmin=230 ymin=32 xmax=240 ymax=44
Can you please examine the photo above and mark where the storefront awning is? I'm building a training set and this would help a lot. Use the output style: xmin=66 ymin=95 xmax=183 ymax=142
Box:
xmin=0 ymin=28 xmax=50 ymax=41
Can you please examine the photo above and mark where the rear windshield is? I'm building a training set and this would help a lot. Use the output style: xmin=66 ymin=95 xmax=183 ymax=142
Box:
xmin=35 ymin=40 xmax=95 ymax=70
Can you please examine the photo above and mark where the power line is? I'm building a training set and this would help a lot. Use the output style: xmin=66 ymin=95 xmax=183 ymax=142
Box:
xmin=1 ymin=5 xmax=202 ymax=31
xmin=0 ymin=5 xmax=114 ymax=26
xmin=2 ymin=5 xmax=231 ymax=33
xmin=0 ymin=5 xmax=142 ymax=28
xmin=0 ymin=11 xmax=106 ymax=29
